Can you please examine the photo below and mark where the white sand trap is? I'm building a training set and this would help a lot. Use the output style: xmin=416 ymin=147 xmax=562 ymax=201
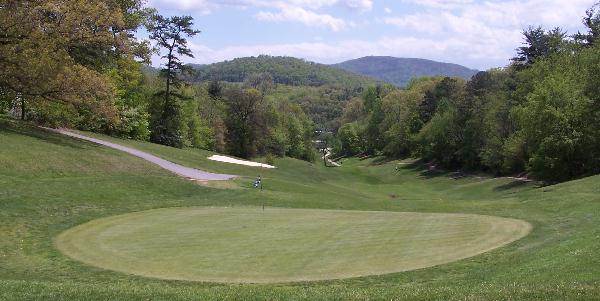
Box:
xmin=208 ymin=155 xmax=276 ymax=168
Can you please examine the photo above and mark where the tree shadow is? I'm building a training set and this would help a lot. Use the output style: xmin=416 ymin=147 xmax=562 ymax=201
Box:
xmin=369 ymin=156 xmax=396 ymax=166
xmin=0 ymin=119 xmax=93 ymax=150
xmin=399 ymin=160 xmax=451 ymax=179
xmin=493 ymin=179 xmax=538 ymax=191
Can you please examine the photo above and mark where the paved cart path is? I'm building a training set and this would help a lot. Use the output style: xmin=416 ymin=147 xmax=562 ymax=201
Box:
xmin=45 ymin=128 xmax=237 ymax=181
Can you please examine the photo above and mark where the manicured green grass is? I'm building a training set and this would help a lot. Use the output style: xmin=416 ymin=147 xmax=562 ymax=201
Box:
xmin=1 ymin=116 xmax=600 ymax=300
xmin=55 ymin=207 xmax=530 ymax=283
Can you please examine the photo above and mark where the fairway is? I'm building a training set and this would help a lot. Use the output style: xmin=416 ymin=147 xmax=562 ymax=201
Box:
xmin=56 ymin=207 xmax=531 ymax=283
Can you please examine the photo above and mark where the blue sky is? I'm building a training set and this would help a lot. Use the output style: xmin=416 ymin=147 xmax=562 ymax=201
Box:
xmin=146 ymin=0 xmax=597 ymax=70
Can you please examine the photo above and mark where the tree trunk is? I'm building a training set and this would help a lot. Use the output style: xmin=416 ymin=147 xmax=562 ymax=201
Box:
xmin=20 ymin=97 xmax=25 ymax=120
xmin=165 ymin=51 xmax=172 ymax=108
xmin=323 ymin=140 xmax=328 ymax=167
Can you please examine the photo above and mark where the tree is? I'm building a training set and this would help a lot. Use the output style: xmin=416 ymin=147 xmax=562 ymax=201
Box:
xmin=1 ymin=1 xmax=115 ymax=123
xmin=146 ymin=14 xmax=200 ymax=147
xmin=363 ymin=86 xmax=385 ymax=154
xmin=380 ymin=89 xmax=424 ymax=157
xmin=514 ymin=46 xmax=600 ymax=182
xmin=0 ymin=0 xmax=151 ymax=129
xmin=224 ymin=88 xmax=262 ymax=158
xmin=337 ymin=122 xmax=363 ymax=156
xmin=244 ymin=73 xmax=275 ymax=95
xmin=574 ymin=2 xmax=600 ymax=47
xmin=512 ymin=26 xmax=567 ymax=67
xmin=417 ymin=99 xmax=463 ymax=167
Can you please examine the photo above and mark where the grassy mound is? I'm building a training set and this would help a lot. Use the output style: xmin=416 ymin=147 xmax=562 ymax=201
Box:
xmin=1 ymin=117 xmax=599 ymax=300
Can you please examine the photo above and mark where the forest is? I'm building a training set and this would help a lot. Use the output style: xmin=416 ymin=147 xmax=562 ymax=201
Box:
xmin=333 ymin=5 xmax=600 ymax=183
xmin=1 ymin=0 xmax=599 ymax=182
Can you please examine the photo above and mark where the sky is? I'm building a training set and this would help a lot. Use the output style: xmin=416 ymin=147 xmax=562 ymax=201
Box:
xmin=146 ymin=0 xmax=597 ymax=70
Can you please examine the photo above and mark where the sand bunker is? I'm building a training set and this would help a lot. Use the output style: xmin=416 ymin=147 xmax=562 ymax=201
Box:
xmin=208 ymin=155 xmax=276 ymax=168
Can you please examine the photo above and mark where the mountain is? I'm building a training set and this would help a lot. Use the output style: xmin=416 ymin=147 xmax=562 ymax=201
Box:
xmin=189 ymin=55 xmax=379 ymax=88
xmin=332 ymin=56 xmax=479 ymax=87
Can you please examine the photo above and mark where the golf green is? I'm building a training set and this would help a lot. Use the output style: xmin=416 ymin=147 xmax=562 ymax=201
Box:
xmin=55 ymin=207 xmax=531 ymax=283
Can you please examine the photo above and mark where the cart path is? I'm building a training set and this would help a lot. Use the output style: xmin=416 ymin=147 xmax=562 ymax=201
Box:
xmin=44 ymin=128 xmax=237 ymax=181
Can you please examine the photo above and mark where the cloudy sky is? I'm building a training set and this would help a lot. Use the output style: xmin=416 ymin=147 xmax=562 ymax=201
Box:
xmin=146 ymin=0 xmax=597 ymax=70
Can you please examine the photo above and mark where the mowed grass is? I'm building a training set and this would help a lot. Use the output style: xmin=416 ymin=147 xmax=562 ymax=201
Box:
xmin=1 ymin=116 xmax=600 ymax=300
xmin=55 ymin=207 xmax=530 ymax=283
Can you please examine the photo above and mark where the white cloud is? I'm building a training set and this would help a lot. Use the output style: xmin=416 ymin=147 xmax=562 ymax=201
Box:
xmin=148 ymin=0 xmax=372 ymax=31
xmin=256 ymin=5 xmax=348 ymax=31
xmin=184 ymin=35 xmax=509 ymax=70
xmin=147 ymin=0 xmax=596 ymax=70
xmin=397 ymin=0 xmax=594 ymax=30
xmin=383 ymin=0 xmax=595 ymax=68
xmin=148 ymin=0 xmax=373 ymax=13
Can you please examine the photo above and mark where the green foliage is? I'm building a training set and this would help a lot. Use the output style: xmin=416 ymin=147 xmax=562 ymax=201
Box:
xmin=417 ymin=100 xmax=463 ymax=167
xmin=512 ymin=26 xmax=568 ymax=67
xmin=108 ymin=58 xmax=151 ymax=140
xmin=574 ymin=2 xmax=600 ymax=46
xmin=0 ymin=88 xmax=15 ymax=116
xmin=191 ymin=55 xmax=377 ymax=88
xmin=337 ymin=122 xmax=364 ymax=156
xmin=265 ymin=153 xmax=275 ymax=166
xmin=380 ymin=89 xmax=424 ymax=157
xmin=224 ymin=88 xmax=261 ymax=158
xmin=114 ymin=107 xmax=150 ymax=140
xmin=333 ymin=3 xmax=600 ymax=182
xmin=145 ymin=13 xmax=199 ymax=148
xmin=266 ymin=84 xmax=361 ymax=130
xmin=0 ymin=0 xmax=149 ymax=126
xmin=363 ymin=86 xmax=394 ymax=154
xmin=513 ymin=48 xmax=600 ymax=182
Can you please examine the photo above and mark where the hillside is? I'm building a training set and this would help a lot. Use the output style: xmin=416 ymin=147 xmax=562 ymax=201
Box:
xmin=2 ymin=117 xmax=600 ymax=299
xmin=332 ymin=56 xmax=478 ymax=87
xmin=189 ymin=55 xmax=379 ymax=87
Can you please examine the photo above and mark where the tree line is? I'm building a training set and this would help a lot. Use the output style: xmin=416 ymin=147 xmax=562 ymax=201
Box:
xmin=334 ymin=2 xmax=600 ymax=183
xmin=190 ymin=55 xmax=377 ymax=88
xmin=3 ymin=1 xmax=599 ymax=180
xmin=0 ymin=0 xmax=316 ymax=162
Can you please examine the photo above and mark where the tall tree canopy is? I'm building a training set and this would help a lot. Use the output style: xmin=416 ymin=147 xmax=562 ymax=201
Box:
xmin=574 ymin=2 xmax=600 ymax=46
xmin=146 ymin=14 xmax=200 ymax=147
xmin=512 ymin=26 xmax=567 ymax=67
xmin=0 ymin=0 xmax=150 ymax=127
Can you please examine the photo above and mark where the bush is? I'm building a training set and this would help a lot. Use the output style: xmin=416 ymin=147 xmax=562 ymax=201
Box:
xmin=265 ymin=153 xmax=275 ymax=166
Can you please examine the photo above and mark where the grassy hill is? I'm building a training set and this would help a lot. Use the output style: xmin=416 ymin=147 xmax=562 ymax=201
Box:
xmin=333 ymin=56 xmax=479 ymax=87
xmin=189 ymin=55 xmax=379 ymax=87
xmin=1 ymin=116 xmax=600 ymax=300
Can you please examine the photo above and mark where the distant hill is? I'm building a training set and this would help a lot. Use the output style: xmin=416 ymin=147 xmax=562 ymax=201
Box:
xmin=189 ymin=55 xmax=379 ymax=88
xmin=332 ymin=56 xmax=478 ymax=87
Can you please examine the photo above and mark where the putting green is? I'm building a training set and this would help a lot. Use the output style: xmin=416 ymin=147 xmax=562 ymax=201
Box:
xmin=55 ymin=207 xmax=531 ymax=283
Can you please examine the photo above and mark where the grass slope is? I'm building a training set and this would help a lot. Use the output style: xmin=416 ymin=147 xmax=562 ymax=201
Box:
xmin=1 ymin=117 xmax=600 ymax=300
xmin=56 ymin=207 xmax=530 ymax=283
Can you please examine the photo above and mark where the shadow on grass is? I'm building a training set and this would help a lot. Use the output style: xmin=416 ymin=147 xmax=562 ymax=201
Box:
xmin=494 ymin=179 xmax=542 ymax=192
xmin=493 ymin=180 xmax=532 ymax=191
xmin=400 ymin=160 xmax=452 ymax=179
xmin=399 ymin=158 xmax=538 ymax=193
xmin=369 ymin=157 xmax=396 ymax=166
xmin=0 ymin=118 xmax=93 ymax=150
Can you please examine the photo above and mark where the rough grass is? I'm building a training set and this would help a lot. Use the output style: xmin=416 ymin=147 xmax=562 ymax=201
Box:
xmin=1 ymin=116 xmax=600 ymax=300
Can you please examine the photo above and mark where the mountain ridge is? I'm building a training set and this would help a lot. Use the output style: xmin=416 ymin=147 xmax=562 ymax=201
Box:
xmin=332 ymin=56 xmax=479 ymax=87
xmin=188 ymin=55 xmax=380 ymax=88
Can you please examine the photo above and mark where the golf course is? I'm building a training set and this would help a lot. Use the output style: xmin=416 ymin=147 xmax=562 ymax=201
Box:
xmin=56 ymin=207 xmax=530 ymax=283
xmin=1 ymin=117 xmax=600 ymax=300
xmin=4 ymin=0 xmax=600 ymax=299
